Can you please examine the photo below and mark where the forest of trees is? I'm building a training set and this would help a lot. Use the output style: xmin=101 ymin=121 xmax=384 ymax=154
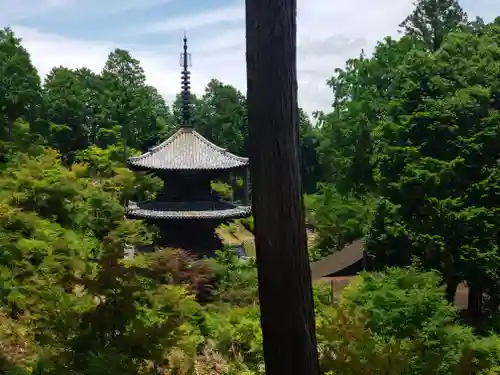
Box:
xmin=2 ymin=0 xmax=500 ymax=373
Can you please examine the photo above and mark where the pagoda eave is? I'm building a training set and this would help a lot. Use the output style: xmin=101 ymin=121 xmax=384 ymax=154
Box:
xmin=126 ymin=161 xmax=248 ymax=173
xmin=124 ymin=200 xmax=252 ymax=220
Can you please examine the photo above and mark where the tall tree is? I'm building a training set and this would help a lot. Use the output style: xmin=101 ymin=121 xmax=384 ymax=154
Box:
xmin=0 ymin=27 xmax=41 ymax=140
xmin=75 ymin=68 xmax=106 ymax=146
xmin=400 ymin=0 xmax=467 ymax=51
xmin=318 ymin=36 xmax=420 ymax=195
xmin=43 ymin=67 xmax=100 ymax=154
xmin=101 ymin=49 xmax=167 ymax=153
xmin=245 ymin=0 xmax=320 ymax=374
xmin=298 ymin=109 xmax=321 ymax=194
xmin=366 ymin=21 xmax=500 ymax=316
xmin=197 ymin=79 xmax=247 ymax=154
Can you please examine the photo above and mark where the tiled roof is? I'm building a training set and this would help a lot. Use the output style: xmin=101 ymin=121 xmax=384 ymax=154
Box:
xmin=128 ymin=128 xmax=249 ymax=171
xmin=125 ymin=200 xmax=252 ymax=220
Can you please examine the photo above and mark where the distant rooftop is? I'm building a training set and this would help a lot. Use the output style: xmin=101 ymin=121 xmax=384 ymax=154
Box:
xmin=310 ymin=240 xmax=364 ymax=280
xmin=127 ymin=127 xmax=249 ymax=171
xmin=125 ymin=200 xmax=251 ymax=220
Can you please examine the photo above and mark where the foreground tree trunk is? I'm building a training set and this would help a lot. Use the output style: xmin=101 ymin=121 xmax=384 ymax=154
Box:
xmin=245 ymin=0 xmax=320 ymax=374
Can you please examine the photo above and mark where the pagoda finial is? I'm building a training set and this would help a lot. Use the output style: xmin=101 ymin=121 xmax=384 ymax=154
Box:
xmin=180 ymin=33 xmax=192 ymax=128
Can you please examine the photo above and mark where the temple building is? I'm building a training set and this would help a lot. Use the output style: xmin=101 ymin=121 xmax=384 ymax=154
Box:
xmin=124 ymin=35 xmax=251 ymax=256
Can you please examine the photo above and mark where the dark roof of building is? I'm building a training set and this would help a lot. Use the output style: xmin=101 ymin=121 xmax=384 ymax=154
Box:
xmin=127 ymin=128 xmax=249 ymax=171
xmin=125 ymin=200 xmax=252 ymax=220
xmin=310 ymin=239 xmax=364 ymax=281
xmin=311 ymin=240 xmax=471 ymax=310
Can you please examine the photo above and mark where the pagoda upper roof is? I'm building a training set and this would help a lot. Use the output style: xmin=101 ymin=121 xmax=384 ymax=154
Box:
xmin=127 ymin=127 xmax=249 ymax=171
xmin=125 ymin=200 xmax=251 ymax=220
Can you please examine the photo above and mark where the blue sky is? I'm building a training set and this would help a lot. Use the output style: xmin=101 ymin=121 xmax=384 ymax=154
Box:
xmin=1 ymin=0 xmax=499 ymax=113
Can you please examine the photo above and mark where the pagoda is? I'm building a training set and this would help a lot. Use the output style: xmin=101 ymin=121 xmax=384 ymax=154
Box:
xmin=124 ymin=35 xmax=251 ymax=256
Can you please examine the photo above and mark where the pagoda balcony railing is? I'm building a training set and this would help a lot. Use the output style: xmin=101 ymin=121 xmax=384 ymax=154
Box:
xmin=129 ymin=199 xmax=249 ymax=211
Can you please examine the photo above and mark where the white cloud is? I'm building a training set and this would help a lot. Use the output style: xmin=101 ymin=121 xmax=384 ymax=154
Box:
xmin=14 ymin=26 xmax=185 ymax=99
xmin=2 ymin=0 xmax=500 ymax=114
xmin=144 ymin=4 xmax=244 ymax=34
xmin=15 ymin=27 xmax=110 ymax=74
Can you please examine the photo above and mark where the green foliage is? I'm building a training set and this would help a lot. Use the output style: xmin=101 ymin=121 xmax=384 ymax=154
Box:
xmin=239 ymin=216 xmax=254 ymax=233
xmin=207 ymin=248 xmax=259 ymax=307
xmin=366 ymin=20 xmax=500 ymax=306
xmin=0 ymin=27 xmax=41 ymax=141
xmin=0 ymin=153 xmax=499 ymax=375
xmin=317 ymin=267 xmax=500 ymax=374
xmin=3 ymin=2 xmax=500 ymax=374
xmin=316 ymin=306 xmax=414 ymax=374
xmin=194 ymin=79 xmax=248 ymax=155
xmin=306 ymin=184 xmax=375 ymax=259
xmin=341 ymin=267 xmax=457 ymax=336
xmin=203 ymin=306 xmax=264 ymax=373
xmin=299 ymin=108 xmax=323 ymax=193
xmin=314 ymin=0 xmax=500 ymax=323
xmin=318 ymin=35 xmax=422 ymax=196
xmin=211 ymin=180 xmax=233 ymax=200
xmin=399 ymin=0 xmax=468 ymax=50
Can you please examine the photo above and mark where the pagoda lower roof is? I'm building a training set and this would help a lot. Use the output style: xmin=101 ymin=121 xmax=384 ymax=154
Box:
xmin=127 ymin=127 xmax=249 ymax=171
xmin=125 ymin=200 xmax=252 ymax=220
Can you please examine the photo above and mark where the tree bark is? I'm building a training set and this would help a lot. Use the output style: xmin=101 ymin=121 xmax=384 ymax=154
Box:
xmin=444 ymin=279 xmax=458 ymax=304
xmin=7 ymin=116 xmax=13 ymax=141
xmin=467 ymin=282 xmax=483 ymax=319
xmin=245 ymin=0 xmax=320 ymax=374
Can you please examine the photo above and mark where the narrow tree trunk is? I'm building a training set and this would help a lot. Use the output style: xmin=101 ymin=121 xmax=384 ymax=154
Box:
xmin=7 ymin=116 xmax=13 ymax=141
xmin=245 ymin=0 xmax=320 ymax=374
xmin=467 ymin=282 xmax=483 ymax=319
xmin=444 ymin=279 xmax=458 ymax=304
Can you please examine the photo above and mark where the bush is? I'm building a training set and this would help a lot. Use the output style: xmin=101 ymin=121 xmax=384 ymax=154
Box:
xmin=240 ymin=217 xmax=254 ymax=233
xmin=212 ymin=181 xmax=233 ymax=200
xmin=334 ymin=267 xmax=500 ymax=374
xmin=207 ymin=248 xmax=259 ymax=307
xmin=148 ymin=248 xmax=216 ymax=302
xmin=305 ymin=184 xmax=375 ymax=258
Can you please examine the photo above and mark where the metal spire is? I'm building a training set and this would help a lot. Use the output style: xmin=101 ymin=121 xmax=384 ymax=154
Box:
xmin=180 ymin=33 xmax=192 ymax=127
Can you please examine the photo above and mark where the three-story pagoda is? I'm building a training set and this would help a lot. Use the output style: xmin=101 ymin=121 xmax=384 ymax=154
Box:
xmin=125 ymin=35 xmax=251 ymax=256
